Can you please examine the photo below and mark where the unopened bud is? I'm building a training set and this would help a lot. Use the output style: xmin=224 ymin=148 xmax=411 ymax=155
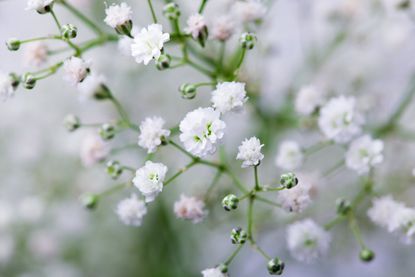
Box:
xmin=222 ymin=194 xmax=239 ymax=211
xmin=99 ymin=123 xmax=116 ymax=140
xmin=217 ymin=264 xmax=228 ymax=274
xmin=81 ymin=193 xmax=99 ymax=210
xmin=267 ymin=258 xmax=284 ymax=275
xmin=359 ymin=249 xmax=375 ymax=262
xmin=22 ymin=73 xmax=36 ymax=90
xmin=61 ymin=24 xmax=78 ymax=39
xmin=280 ymin=172 xmax=298 ymax=189
xmin=231 ymin=227 xmax=248 ymax=244
xmin=179 ymin=83 xmax=197 ymax=99
xmin=106 ymin=160 xmax=123 ymax=179
xmin=6 ymin=38 xmax=20 ymax=51
xmin=336 ymin=198 xmax=351 ymax=215
xmin=63 ymin=114 xmax=80 ymax=132
xmin=94 ymin=84 xmax=112 ymax=100
xmin=163 ymin=3 xmax=181 ymax=20
xmin=156 ymin=54 xmax=171 ymax=70
xmin=240 ymin=32 xmax=256 ymax=50
xmin=115 ymin=20 xmax=133 ymax=38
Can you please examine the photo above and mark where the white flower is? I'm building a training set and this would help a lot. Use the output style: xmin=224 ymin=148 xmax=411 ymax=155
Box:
xmin=201 ymin=268 xmax=228 ymax=277
xmin=104 ymin=2 xmax=133 ymax=28
xmin=275 ymin=141 xmax=303 ymax=170
xmin=138 ymin=116 xmax=171 ymax=153
xmin=232 ymin=0 xmax=267 ymax=23
xmin=63 ymin=57 xmax=91 ymax=86
xmin=131 ymin=24 xmax=170 ymax=65
xmin=318 ymin=96 xmax=363 ymax=143
xmin=277 ymin=181 xmax=312 ymax=213
xmin=0 ymin=73 xmax=15 ymax=102
xmin=287 ymin=219 xmax=331 ymax=263
xmin=236 ymin=137 xmax=264 ymax=168
xmin=23 ymin=42 xmax=48 ymax=67
xmin=174 ymin=194 xmax=207 ymax=223
xmin=26 ymin=0 xmax=53 ymax=13
xmin=184 ymin=14 xmax=206 ymax=39
xmin=346 ymin=135 xmax=384 ymax=175
xmin=179 ymin=107 xmax=226 ymax=157
xmin=116 ymin=194 xmax=147 ymax=226
xmin=77 ymin=73 xmax=106 ymax=101
xmin=80 ymin=133 xmax=110 ymax=167
xmin=211 ymin=82 xmax=248 ymax=114
xmin=210 ymin=16 xmax=235 ymax=41
xmin=295 ymin=85 xmax=325 ymax=116
xmin=133 ymin=161 xmax=168 ymax=202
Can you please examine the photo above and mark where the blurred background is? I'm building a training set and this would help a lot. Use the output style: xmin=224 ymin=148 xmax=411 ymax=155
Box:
xmin=1 ymin=0 xmax=415 ymax=276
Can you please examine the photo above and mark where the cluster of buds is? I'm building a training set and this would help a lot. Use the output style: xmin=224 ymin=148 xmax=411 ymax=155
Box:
xmin=106 ymin=160 xmax=123 ymax=179
xmin=163 ymin=3 xmax=181 ymax=20
xmin=267 ymin=258 xmax=285 ymax=275
xmin=99 ymin=123 xmax=116 ymax=140
xmin=280 ymin=172 xmax=298 ymax=189
xmin=222 ymin=194 xmax=239 ymax=211
xmin=61 ymin=24 xmax=78 ymax=39
xmin=240 ymin=33 xmax=256 ymax=50
xmin=230 ymin=227 xmax=248 ymax=244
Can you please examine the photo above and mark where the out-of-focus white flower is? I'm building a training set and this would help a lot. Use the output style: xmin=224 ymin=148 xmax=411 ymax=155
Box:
xmin=63 ymin=57 xmax=91 ymax=86
xmin=26 ymin=0 xmax=53 ymax=13
xmin=0 ymin=234 xmax=15 ymax=265
xmin=0 ymin=73 xmax=15 ymax=102
xmin=211 ymin=82 xmax=248 ymax=114
xmin=116 ymin=194 xmax=147 ymax=226
xmin=179 ymin=107 xmax=226 ymax=157
xmin=77 ymin=73 xmax=106 ymax=101
xmin=138 ymin=116 xmax=170 ymax=153
xmin=23 ymin=42 xmax=48 ymax=67
xmin=318 ymin=96 xmax=363 ymax=143
xmin=346 ymin=135 xmax=384 ymax=175
xmin=104 ymin=2 xmax=132 ymax=28
xmin=174 ymin=194 xmax=207 ymax=223
xmin=201 ymin=267 xmax=228 ymax=277
xmin=131 ymin=24 xmax=170 ymax=65
xmin=275 ymin=141 xmax=303 ymax=170
xmin=236 ymin=137 xmax=264 ymax=168
xmin=277 ymin=181 xmax=312 ymax=213
xmin=295 ymin=85 xmax=325 ymax=116
xmin=133 ymin=161 xmax=168 ymax=202
xmin=210 ymin=16 xmax=235 ymax=41
xmin=184 ymin=14 xmax=206 ymax=39
xmin=80 ymin=133 xmax=110 ymax=167
xmin=17 ymin=196 xmax=45 ymax=223
xmin=232 ymin=0 xmax=267 ymax=22
xmin=287 ymin=219 xmax=331 ymax=263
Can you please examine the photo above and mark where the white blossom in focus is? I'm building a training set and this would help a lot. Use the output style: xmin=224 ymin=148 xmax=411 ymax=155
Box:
xmin=138 ymin=116 xmax=171 ymax=153
xmin=80 ymin=133 xmax=110 ymax=167
xmin=346 ymin=135 xmax=384 ymax=175
xmin=184 ymin=14 xmax=206 ymax=39
xmin=24 ymin=42 xmax=48 ymax=67
xmin=275 ymin=141 xmax=303 ymax=170
xmin=131 ymin=24 xmax=170 ymax=65
xmin=211 ymin=82 xmax=248 ymax=114
xmin=232 ymin=0 xmax=267 ymax=22
xmin=210 ymin=16 xmax=235 ymax=41
xmin=116 ymin=194 xmax=147 ymax=226
xmin=63 ymin=57 xmax=91 ymax=86
xmin=295 ymin=85 xmax=325 ymax=116
xmin=236 ymin=137 xmax=264 ymax=168
xmin=133 ymin=161 xmax=168 ymax=202
xmin=174 ymin=194 xmax=207 ymax=223
xmin=0 ymin=73 xmax=15 ymax=102
xmin=201 ymin=268 xmax=228 ymax=277
xmin=104 ymin=2 xmax=132 ymax=28
xmin=287 ymin=219 xmax=331 ymax=263
xmin=26 ymin=0 xmax=53 ymax=13
xmin=179 ymin=107 xmax=226 ymax=157
xmin=318 ymin=96 xmax=363 ymax=143
xmin=277 ymin=182 xmax=312 ymax=213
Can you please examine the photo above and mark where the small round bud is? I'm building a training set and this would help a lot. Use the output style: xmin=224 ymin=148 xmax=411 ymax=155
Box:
xmin=240 ymin=32 xmax=256 ymax=50
xmin=99 ymin=123 xmax=116 ymax=140
xmin=93 ymin=84 xmax=112 ymax=100
xmin=106 ymin=160 xmax=123 ymax=179
xmin=163 ymin=3 xmax=181 ymax=20
xmin=336 ymin=198 xmax=351 ymax=215
xmin=280 ymin=172 xmax=298 ymax=189
xmin=156 ymin=54 xmax=171 ymax=70
xmin=6 ymin=38 xmax=20 ymax=51
xmin=9 ymin=73 xmax=20 ymax=90
xmin=61 ymin=24 xmax=78 ymax=39
xmin=267 ymin=258 xmax=284 ymax=275
xmin=115 ymin=20 xmax=133 ymax=38
xmin=63 ymin=114 xmax=80 ymax=132
xmin=81 ymin=194 xmax=99 ymax=210
xmin=359 ymin=249 xmax=375 ymax=262
xmin=217 ymin=264 xmax=228 ymax=274
xmin=231 ymin=227 xmax=248 ymax=244
xmin=179 ymin=83 xmax=197 ymax=99
xmin=22 ymin=73 xmax=36 ymax=90
xmin=222 ymin=194 xmax=239 ymax=211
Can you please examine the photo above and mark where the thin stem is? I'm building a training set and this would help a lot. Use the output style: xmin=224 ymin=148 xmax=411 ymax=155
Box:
xmin=303 ymin=140 xmax=331 ymax=156
xmin=348 ymin=213 xmax=366 ymax=249
xmin=198 ymin=0 xmax=208 ymax=14
xmin=251 ymin=243 xmax=271 ymax=260
xmin=255 ymin=195 xmax=282 ymax=208
xmin=164 ymin=161 xmax=198 ymax=186
xmin=204 ymin=170 xmax=222 ymax=201
xmin=20 ymin=35 xmax=62 ymax=44
xmin=324 ymin=215 xmax=345 ymax=230
xmin=147 ymin=0 xmax=158 ymax=23
xmin=224 ymin=244 xmax=243 ymax=265
xmin=322 ymin=160 xmax=344 ymax=177
xmin=98 ymin=182 xmax=131 ymax=198
xmin=233 ymin=47 xmax=246 ymax=79
xmin=186 ymin=59 xmax=215 ymax=77
xmin=254 ymin=166 xmax=260 ymax=190
xmin=60 ymin=0 xmax=104 ymax=35
xmin=109 ymin=96 xmax=138 ymax=131
xmin=247 ymin=196 xmax=254 ymax=240
xmin=225 ymin=168 xmax=249 ymax=193
xmin=50 ymin=10 xmax=62 ymax=30
xmin=168 ymin=140 xmax=195 ymax=159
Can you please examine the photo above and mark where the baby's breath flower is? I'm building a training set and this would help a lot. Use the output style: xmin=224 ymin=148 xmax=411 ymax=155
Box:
xmin=23 ymin=42 xmax=48 ymax=67
xmin=275 ymin=141 xmax=303 ymax=170
xmin=345 ymin=135 xmax=384 ymax=175
xmin=295 ymin=85 xmax=325 ymax=116
xmin=277 ymin=181 xmax=311 ymax=213
xmin=63 ymin=57 xmax=91 ymax=86
xmin=184 ymin=13 xmax=207 ymax=39
xmin=104 ymin=2 xmax=133 ymax=36
xmin=174 ymin=194 xmax=207 ymax=223
xmin=232 ymin=0 xmax=267 ymax=23
xmin=179 ymin=107 xmax=226 ymax=157
xmin=201 ymin=267 xmax=228 ymax=277
xmin=133 ymin=161 xmax=168 ymax=203
xmin=26 ymin=0 xmax=54 ymax=14
xmin=80 ymin=133 xmax=110 ymax=167
xmin=116 ymin=194 xmax=147 ymax=226
xmin=211 ymin=82 xmax=248 ymax=114
xmin=138 ymin=116 xmax=171 ymax=153
xmin=236 ymin=137 xmax=264 ymax=168
xmin=210 ymin=16 xmax=235 ymax=41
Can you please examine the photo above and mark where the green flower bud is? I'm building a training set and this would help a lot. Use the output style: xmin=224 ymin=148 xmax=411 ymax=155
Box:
xmin=22 ymin=73 xmax=36 ymax=90
xmin=9 ymin=73 xmax=20 ymax=90
xmin=267 ymin=258 xmax=284 ymax=275
xmin=222 ymin=194 xmax=239 ymax=211
xmin=280 ymin=172 xmax=298 ymax=189
xmin=115 ymin=20 xmax=133 ymax=38
xmin=217 ymin=264 xmax=228 ymax=274
xmin=93 ymin=84 xmax=112 ymax=100
xmin=63 ymin=114 xmax=80 ymax=132
xmin=61 ymin=24 xmax=78 ymax=39
xmin=106 ymin=160 xmax=123 ymax=179
xmin=231 ymin=227 xmax=248 ymax=244
xmin=359 ymin=249 xmax=375 ymax=262
xmin=336 ymin=198 xmax=351 ymax=215
xmin=156 ymin=54 xmax=171 ymax=70
xmin=240 ymin=32 xmax=256 ymax=50
xmin=6 ymin=38 xmax=20 ymax=51
xmin=99 ymin=123 xmax=116 ymax=140
xmin=163 ymin=3 xmax=181 ymax=20
xmin=179 ymin=83 xmax=197 ymax=99
xmin=81 ymin=193 xmax=99 ymax=210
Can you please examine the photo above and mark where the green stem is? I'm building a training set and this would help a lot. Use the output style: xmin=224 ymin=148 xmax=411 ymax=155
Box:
xmin=254 ymin=165 xmax=260 ymax=190
xmin=255 ymin=195 xmax=282 ymax=208
xmin=98 ymin=182 xmax=131 ymax=198
xmin=224 ymin=244 xmax=243 ymax=265
xmin=168 ymin=140 xmax=195 ymax=159
xmin=251 ymin=243 xmax=271 ymax=260
xmin=204 ymin=170 xmax=222 ymax=201
xmin=233 ymin=47 xmax=246 ymax=79
xmin=164 ymin=161 xmax=198 ymax=186
xmin=247 ymin=196 xmax=254 ymax=240
xmin=50 ymin=10 xmax=62 ymax=30
xmin=60 ymin=0 xmax=104 ymax=35
xmin=348 ymin=213 xmax=366 ymax=249
xmin=198 ymin=0 xmax=208 ymax=13
xmin=147 ymin=0 xmax=158 ymax=23
xmin=20 ymin=35 xmax=62 ymax=44
xmin=225 ymin=168 xmax=249 ymax=193
xmin=109 ymin=96 xmax=138 ymax=131
xmin=322 ymin=160 xmax=344 ymax=177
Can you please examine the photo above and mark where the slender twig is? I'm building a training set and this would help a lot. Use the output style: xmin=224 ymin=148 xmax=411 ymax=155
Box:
xmin=147 ymin=0 xmax=158 ymax=23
